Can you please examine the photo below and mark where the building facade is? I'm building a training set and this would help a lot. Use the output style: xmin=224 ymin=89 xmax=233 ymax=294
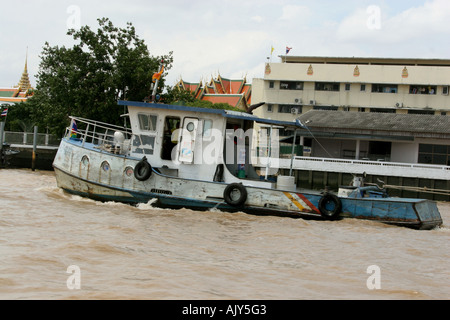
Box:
xmin=253 ymin=56 xmax=450 ymax=121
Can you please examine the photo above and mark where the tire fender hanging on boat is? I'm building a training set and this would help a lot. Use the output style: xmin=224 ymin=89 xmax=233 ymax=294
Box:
xmin=223 ymin=183 xmax=248 ymax=207
xmin=134 ymin=157 xmax=152 ymax=181
xmin=318 ymin=193 xmax=342 ymax=220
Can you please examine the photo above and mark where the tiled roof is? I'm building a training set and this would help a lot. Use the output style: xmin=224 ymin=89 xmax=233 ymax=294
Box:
xmin=298 ymin=110 xmax=450 ymax=137
xmin=177 ymin=74 xmax=252 ymax=110
xmin=202 ymin=94 xmax=243 ymax=106
xmin=0 ymin=88 xmax=18 ymax=97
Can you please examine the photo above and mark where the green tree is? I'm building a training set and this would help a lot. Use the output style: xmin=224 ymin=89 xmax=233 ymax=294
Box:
xmin=162 ymin=86 xmax=196 ymax=105
xmin=26 ymin=17 xmax=173 ymax=135
xmin=162 ymin=86 xmax=242 ymax=112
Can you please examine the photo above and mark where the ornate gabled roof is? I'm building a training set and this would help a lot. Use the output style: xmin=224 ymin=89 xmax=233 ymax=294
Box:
xmin=205 ymin=84 xmax=216 ymax=94
xmin=177 ymin=73 xmax=252 ymax=110
xmin=202 ymin=94 xmax=246 ymax=109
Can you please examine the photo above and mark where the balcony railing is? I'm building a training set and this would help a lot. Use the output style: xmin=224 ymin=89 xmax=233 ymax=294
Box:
xmin=254 ymin=155 xmax=450 ymax=180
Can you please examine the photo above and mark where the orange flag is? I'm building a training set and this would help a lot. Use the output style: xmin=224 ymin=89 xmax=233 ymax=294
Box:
xmin=152 ymin=65 xmax=165 ymax=82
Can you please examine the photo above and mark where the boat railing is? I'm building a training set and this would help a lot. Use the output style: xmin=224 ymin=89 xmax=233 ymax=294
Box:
xmin=66 ymin=116 xmax=134 ymax=155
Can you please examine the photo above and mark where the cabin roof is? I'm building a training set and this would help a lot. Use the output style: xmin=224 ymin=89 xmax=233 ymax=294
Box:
xmin=118 ymin=100 xmax=301 ymax=128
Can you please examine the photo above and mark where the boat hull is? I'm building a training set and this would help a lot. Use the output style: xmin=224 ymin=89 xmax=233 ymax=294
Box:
xmin=53 ymin=139 xmax=443 ymax=230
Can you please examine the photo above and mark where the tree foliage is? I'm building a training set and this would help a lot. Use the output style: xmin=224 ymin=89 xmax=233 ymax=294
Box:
xmin=162 ymin=86 xmax=242 ymax=112
xmin=23 ymin=18 xmax=173 ymax=135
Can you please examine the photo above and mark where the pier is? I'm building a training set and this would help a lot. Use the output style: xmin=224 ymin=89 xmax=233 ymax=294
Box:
xmin=0 ymin=125 xmax=60 ymax=170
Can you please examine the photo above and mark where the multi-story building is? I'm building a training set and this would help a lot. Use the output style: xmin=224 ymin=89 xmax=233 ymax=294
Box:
xmin=253 ymin=56 xmax=450 ymax=120
xmin=251 ymin=56 xmax=450 ymax=200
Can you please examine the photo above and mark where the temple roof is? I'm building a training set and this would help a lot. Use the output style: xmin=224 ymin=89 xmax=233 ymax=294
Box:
xmin=0 ymin=51 xmax=34 ymax=104
xmin=17 ymin=55 xmax=32 ymax=91
xmin=177 ymin=73 xmax=252 ymax=110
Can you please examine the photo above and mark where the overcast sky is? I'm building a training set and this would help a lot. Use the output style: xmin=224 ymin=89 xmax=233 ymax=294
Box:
xmin=1 ymin=0 xmax=449 ymax=89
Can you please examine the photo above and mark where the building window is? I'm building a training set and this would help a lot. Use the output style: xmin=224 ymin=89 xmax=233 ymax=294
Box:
xmin=278 ymin=105 xmax=302 ymax=114
xmin=443 ymin=86 xmax=449 ymax=95
xmin=345 ymin=84 xmax=351 ymax=91
xmin=280 ymin=81 xmax=304 ymax=90
xmin=408 ymin=110 xmax=435 ymax=115
xmin=313 ymin=106 xmax=338 ymax=111
xmin=370 ymin=108 xmax=396 ymax=114
xmin=267 ymin=104 xmax=273 ymax=113
xmin=315 ymin=82 xmax=340 ymax=92
xmin=409 ymin=85 xmax=437 ymax=95
xmin=372 ymin=84 xmax=398 ymax=93
xmin=269 ymin=81 xmax=275 ymax=89
xmin=418 ymin=144 xmax=450 ymax=165
xmin=360 ymin=84 xmax=366 ymax=92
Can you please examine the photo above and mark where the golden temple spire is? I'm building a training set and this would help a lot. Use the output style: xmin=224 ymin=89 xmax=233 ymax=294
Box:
xmin=17 ymin=48 xmax=32 ymax=91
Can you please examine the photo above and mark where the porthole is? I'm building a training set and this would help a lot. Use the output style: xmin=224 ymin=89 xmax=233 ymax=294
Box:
xmin=81 ymin=155 xmax=89 ymax=166
xmin=186 ymin=122 xmax=195 ymax=132
xmin=124 ymin=166 xmax=134 ymax=177
xmin=101 ymin=161 xmax=110 ymax=172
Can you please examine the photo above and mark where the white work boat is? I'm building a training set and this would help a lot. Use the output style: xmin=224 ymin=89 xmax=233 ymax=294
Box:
xmin=52 ymin=100 xmax=443 ymax=230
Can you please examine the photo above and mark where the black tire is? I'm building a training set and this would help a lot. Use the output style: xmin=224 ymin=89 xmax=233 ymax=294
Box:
xmin=134 ymin=157 xmax=152 ymax=181
xmin=224 ymin=183 xmax=247 ymax=207
xmin=319 ymin=193 xmax=342 ymax=220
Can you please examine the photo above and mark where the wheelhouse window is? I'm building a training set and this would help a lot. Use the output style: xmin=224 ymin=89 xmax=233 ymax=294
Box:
xmin=372 ymin=84 xmax=398 ymax=93
xmin=280 ymin=81 xmax=304 ymax=90
xmin=409 ymin=85 xmax=437 ymax=95
xmin=138 ymin=114 xmax=158 ymax=131
xmin=315 ymin=82 xmax=340 ymax=92
xmin=202 ymin=119 xmax=213 ymax=138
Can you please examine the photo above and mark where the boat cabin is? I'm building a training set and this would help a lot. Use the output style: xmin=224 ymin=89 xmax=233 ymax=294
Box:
xmin=119 ymin=100 xmax=302 ymax=188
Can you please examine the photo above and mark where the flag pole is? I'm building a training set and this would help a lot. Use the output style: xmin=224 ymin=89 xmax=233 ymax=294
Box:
xmin=152 ymin=59 xmax=165 ymax=103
